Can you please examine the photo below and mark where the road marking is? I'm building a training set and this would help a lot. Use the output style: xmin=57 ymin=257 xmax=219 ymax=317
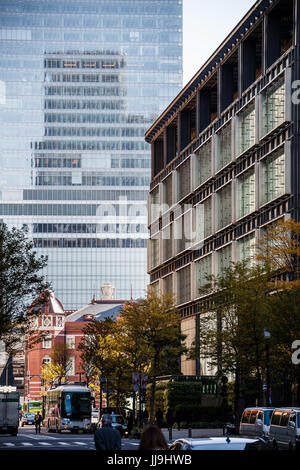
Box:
xmin=73 ymin=442 xmax=87 ymax=445
xmin=21 ymin=442 xmax=33 ymax=446
xmin=38 ymin=442 xmax=52 ymax=446
xmin=4 ymin=443 xmax=15 ymax=446
xmin=58 ymin=442 xmax=70 ymax=446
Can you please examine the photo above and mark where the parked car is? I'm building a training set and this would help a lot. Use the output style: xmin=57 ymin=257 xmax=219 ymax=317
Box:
xmin=99 ymin=413 xmax=128 ymax=437
xmin=268 ymin=408 xmax=300 ymax=450
xmin=21 ymin=412 xmax=35 ymax=426
xmin=91 ymin=409 xmax=99 ymax=425
xmin=168 ymin=437 xmax=271 ymax=451
xmin=239 ymin=407 xmax=274 ymax=438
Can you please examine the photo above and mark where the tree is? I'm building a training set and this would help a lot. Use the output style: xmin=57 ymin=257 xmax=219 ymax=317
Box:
xmin=197 ymin=261 xmax=273 ymax=417
xmin=41 ymin=342 xmax=73 ymax=388
xmin=139 ymin=291 xmax=188 ymax=423
xmin=0 ymin=223 xmax=48 ymax=354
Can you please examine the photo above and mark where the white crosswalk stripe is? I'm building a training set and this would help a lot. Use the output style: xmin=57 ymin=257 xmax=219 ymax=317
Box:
xmin=4 ymin=443 xmax=15 ymax=446
xmin=38 ymin=442 xmax=52 ymax=446
xmin=21 ymin=442 xmax=33 ymax=446
xmin=73 ymin=442 xmax=87 ymax=445
xmin=58 ymin=442 xmax=70 ymax=446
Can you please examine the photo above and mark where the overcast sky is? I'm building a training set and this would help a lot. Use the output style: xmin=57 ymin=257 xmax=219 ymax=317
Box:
xmin=183 ymin=0 xmax=257 ymax=85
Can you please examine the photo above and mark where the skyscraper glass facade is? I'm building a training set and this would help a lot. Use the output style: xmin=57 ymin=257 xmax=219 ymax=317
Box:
xmin=0 ymin=0 xmax=183 ymax=308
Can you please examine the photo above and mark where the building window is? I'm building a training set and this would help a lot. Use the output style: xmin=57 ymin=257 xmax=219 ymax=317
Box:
xmin=195 ymin=255 xmax=212 ymax=292
xmin=42 ymin=316 xmax=52 ymax=327
xmin=196 ymin=140 xmax=212 ymax=187
xmin=150 ymin=187 xmax=160 ymax=223
xmin=150 ymin=238 xmax=160 ymax=269
xmin=42 ymin=356 xmax=51 ymax=365
xmin=217 ymin=244 xmax=232 ymax=275
xmin=238 ymin=170 xmax=255 ymax=218
xmin=217 ymin=184 xmax=232 ymax=230
xmin=178 ymin=159 xmax=190 ymax=200
xmin=216 ymin=121 xmax=232 ymax=171
xmin=66 ymin=356 xmax=75 ymax=376
xmin=163 ymin=174 xmax=173 ymax=208
xmin=261 ymin=147 xmax=285 ymax=204
xmin=66 ymin=335 xmax=75 ymax=349
xmin=261 ymin=78 xmax=285 ymax=137
xmin=42 ymin=336 xmax=52 ymax=349
xmin=163 ymin=274 xmax=173 ymax=295
xmin=177 ymin=265 xmax=191 ymax=305
xmin=238 ymin=234 xmax=256 ymax=266
xmin=237 ymin=102 xmax=256 ymax=155
xmin=56 ymin=316 xmax=64 ymax=328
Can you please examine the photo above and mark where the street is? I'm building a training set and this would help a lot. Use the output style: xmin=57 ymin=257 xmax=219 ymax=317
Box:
xmin=0 ymin=426 xmax=141 ymax=450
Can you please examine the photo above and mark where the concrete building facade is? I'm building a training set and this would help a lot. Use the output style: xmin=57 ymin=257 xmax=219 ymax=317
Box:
xmin=146 ymin=0 xmax=298 ymax=376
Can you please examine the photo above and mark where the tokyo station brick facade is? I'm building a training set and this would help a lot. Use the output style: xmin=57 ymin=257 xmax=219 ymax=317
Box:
xmin=146 ymin=0 xmax=300 ymax=376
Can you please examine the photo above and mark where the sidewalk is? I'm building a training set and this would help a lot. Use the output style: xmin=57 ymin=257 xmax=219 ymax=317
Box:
xmin=161 ymin=428 xmax=224 ymax=440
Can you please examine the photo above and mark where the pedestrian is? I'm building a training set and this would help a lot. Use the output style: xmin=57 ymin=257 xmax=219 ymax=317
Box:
xmin=94 ymin=414 xmax=122 ymax=450
xmin=126 ymin=412 xmax=134 ymax=437
xmin=138 ymin=424 xmax=168 ymax=450
xmin=166 ymin=408 xmax=174 ymax=430
xmin=34 ymin=411 xmax=43 ymax=434
xmin=155 ymin=407 xmax=163 ymax=428
xmin=142 ymin=408 xmax=149 ymax=426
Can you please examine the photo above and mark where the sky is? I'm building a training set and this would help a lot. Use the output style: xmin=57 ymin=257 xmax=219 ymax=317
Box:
xmin=183 ymin=0 xmax=258 ymax=85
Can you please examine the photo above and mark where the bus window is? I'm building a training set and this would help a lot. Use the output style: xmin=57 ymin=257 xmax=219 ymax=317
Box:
xmin=65 ymin=394 xmax=72 ymax=416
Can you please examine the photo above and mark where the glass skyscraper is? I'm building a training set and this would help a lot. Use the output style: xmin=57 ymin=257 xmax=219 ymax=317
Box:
xmin=0 ymin=0 xmax=183 ymax=308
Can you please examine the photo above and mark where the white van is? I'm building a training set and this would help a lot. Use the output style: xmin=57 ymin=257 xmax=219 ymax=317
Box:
xmin=268 ymin=408 xmax=300 ymax=450
xmin=239 ymin=408 xmax=274 ymax=438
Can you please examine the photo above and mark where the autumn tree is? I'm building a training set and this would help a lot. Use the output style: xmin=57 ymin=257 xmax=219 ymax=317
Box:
xmin=0 ymin=223 xmax=48 ymax=354
xmin=197 ymin=261 xmax=273 ymax=417
xmin=41 ymin=342 xmax=73 ymax=388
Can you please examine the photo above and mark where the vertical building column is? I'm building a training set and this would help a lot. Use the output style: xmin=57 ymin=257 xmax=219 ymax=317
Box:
xmin=255 ymin=161 xmax=260 ymax=212
xmin=231 ymin=178 xmax=237 ymax=224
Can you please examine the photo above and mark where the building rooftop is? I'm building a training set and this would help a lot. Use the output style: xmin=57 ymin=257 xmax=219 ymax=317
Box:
xmin=65 ymin=300 xmax=125 ymax=323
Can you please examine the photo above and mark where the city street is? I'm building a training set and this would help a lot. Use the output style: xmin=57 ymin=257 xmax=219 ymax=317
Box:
xmin=0 ymin=426 xmax=141 ymax=450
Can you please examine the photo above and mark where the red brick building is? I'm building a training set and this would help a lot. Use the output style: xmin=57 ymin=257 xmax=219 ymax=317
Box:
xmin=24 ymin=290 xmax=125 ymax=411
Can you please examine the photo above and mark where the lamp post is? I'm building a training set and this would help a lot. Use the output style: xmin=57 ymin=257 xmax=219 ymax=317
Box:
xmin=264 ymin=330 xmax=271 ymax=406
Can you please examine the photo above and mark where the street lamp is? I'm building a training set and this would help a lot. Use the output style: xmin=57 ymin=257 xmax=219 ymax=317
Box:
xmin=264 ymin=330 xmax=271 ymax=406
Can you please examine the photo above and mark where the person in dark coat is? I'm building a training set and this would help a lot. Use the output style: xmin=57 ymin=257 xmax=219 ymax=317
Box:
xmin=126 ymin=412 xmax=134 ymax=437
xmin=166 ymin=408 xmax=174 ymax=430
xmin=142 ymin=408 xmax=149 ymax=426
xmin=155 ymin=408 xmax=163 ymax=429
xmin=34 ymin=411 xmax=43 ymax=434
xmin=94 ymin=414 xmax=122 ymax=450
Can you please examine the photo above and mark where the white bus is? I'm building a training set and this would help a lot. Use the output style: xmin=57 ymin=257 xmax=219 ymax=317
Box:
xmin=45 ymin=385 xmax=92 ymax=433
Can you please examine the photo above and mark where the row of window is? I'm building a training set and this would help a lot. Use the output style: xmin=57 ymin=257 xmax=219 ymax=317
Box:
xmin=0 ymin=2 xmax=181 ymax=17
xmin=33 ymin=238 xmax=147 ymax=248
xmin=44 ymin=113 xmax=153 ymax=124
xmin=33 ymin=157 xmax=150 ymax=169
xmin=35 ymin=174 xmax=150 ymax=187
xmin=32 ymin=223 xmax=148 ymax=234
xmin=0 ymin=204 xmax=145 ymax=216
xmin=44 ymin=127 xmax=146 ymax=137
xmin=45 ymin=86 xmax=126 ymax=97
xmin=44 ymin=99 xmax=125 ymax=110
xmin=24 ymin=189 xmax=148 ymax=201
xmin=45 ymin=59 xmax=125 ymax=69
xmin=33 ymin=140 xmax=149 ymax=151
xmin=47 ymin=73 xmax=120 ymax=83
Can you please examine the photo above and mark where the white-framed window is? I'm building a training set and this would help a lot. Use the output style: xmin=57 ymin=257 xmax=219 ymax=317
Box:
xmin=56 ymin=316 xmax=64 ymax=328
xmin=42 ymin=356 xmax=51 ymax=365
xmin=42 ymin=335 xmax=52 ymax=349
xmin=66 ymin=356 xmax=75 ymax=376
xmin=66 ymin=335 xmax=75 ymax=349
xmin=42 ymin=315 xmax=53 ymax=327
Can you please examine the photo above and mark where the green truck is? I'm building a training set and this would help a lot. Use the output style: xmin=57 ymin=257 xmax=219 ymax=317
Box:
xmin=0 ymin=392 xmax=20 ymax=436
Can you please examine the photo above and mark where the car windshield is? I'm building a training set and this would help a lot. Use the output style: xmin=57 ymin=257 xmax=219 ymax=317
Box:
xmin=263 ymin=410 xmax=273 ymax=425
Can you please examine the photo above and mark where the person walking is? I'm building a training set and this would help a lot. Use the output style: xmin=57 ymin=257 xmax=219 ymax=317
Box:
xmin=155 ymin=408 xmax=163 ymax=428
xmin=126 ymin=412 xmax=134 ymax=437
xmin=94 ymin=414 xmax=122 ymax=450
xmin=34 ymin=411 xmax=43 ymax=434
xmin=138 ymin=424 xmax=168 ymax=450
xmin=142 ymin=408 xmax=149 ymax=426
xmin=166 ymin=408 xmax=174 ymax=430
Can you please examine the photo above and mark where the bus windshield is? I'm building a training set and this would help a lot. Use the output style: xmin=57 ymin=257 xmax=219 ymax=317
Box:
xmin=62 ymin=392 xmax=91 ymax=419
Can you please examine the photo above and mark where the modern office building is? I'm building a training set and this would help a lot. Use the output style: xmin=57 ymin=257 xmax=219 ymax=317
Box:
xmin=0 ymin=0 xmax=183 ymax=308
xmin=146 ymin=0 xmax=297 ymax=375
